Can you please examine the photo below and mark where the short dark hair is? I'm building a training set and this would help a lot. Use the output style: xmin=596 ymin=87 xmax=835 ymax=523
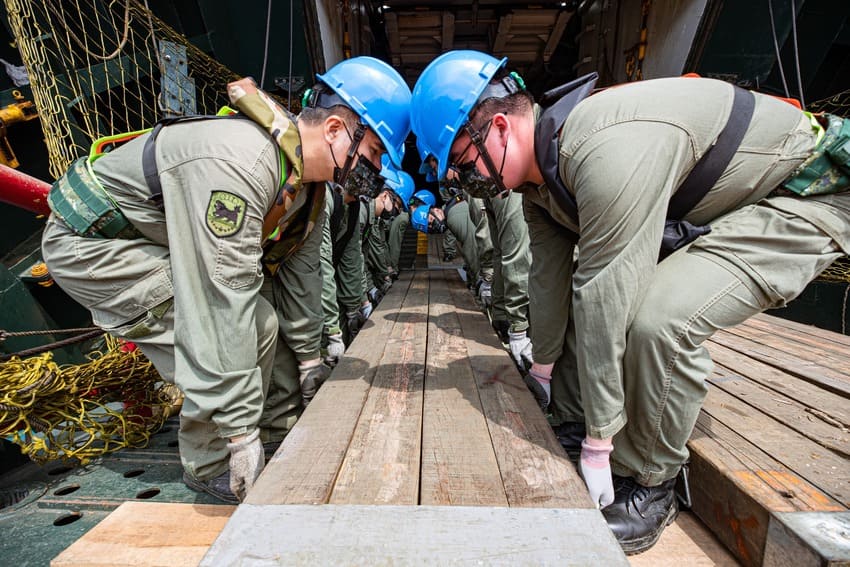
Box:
xmin=468 ymin=69 xmax=534 ymax=131
xmin=298 ymin=84 xmax=362 ymax=127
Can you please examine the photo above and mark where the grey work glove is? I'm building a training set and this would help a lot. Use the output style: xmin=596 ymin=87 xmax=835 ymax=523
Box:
xmin=508 ymin=330 xmax=534 ymax=369
xmin=227 ymin=428 xmax=264 ymax=502
xmin=477 ymin=280 xmax=492 ymax=308
xmin=525 ymin=367 xmax=552 ymax=411
xmin=579 ymin=438 xmax=615 ymax=509
xmin=358 ymin=300 xmax=373 ymax=322
xmin=299 ymin=359 xmax=331 ymax=406
xmin=367 ymin=286 xmax=381 ymax=304
xmin=324 ymin=333 xmax=345 ymax=367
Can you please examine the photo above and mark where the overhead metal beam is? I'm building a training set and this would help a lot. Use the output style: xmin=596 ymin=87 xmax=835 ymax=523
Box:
xmin=492 ymin=13 xmax=513 ymax=56
xmin=543 ymin=10 xmax=573 ymax=62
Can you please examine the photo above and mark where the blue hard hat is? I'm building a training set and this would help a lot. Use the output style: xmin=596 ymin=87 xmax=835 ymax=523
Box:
xmin=411 ymin=189 xmax=436 ymax=209
xmin=411 ymin=50 xmax=507 ymax=180
xmin=380 ymin=157 xmax=415 ymax=211
xmin=411 ymin=204 xmax=432 ymax=233
xmin=317 ymin=57 xmax=412 ymax=167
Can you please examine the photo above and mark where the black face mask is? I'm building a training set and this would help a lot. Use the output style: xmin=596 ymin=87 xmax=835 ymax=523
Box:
xmin=343 ymin=157 xmax=384 ymax=199
xmin=428 ymin=217 xmax=447 ymax=234
xmin=451 ymin=119 xmax=510 ymax=199
xmin=455 ymin=161 xmax=504 ymax=199
xmin=379 ymin=194 xmax=398 ymax=221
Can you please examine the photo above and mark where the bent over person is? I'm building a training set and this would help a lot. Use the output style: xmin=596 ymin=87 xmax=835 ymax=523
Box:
xmin=42 ymin=56 xmax=411 ymax=504
xmin=411 ymin=50 xmax=850 ymax=554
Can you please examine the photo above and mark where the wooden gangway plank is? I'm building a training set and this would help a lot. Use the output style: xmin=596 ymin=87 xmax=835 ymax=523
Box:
xmin=689 ymin=314 xmax=850 ymax=566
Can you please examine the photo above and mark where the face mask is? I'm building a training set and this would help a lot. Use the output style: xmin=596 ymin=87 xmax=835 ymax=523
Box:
xmin=342 ymin=157 xmax=384 ymax=199
xmin=428 ymin=216 xmax=447 ymax=234
xmin=455 ymin=161 xmax=504 ymax=199
xmin=379 ymin=194 xmax=398 ymax=221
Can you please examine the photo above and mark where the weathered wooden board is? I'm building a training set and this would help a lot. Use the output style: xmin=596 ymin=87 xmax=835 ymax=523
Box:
xmin=447 ymin=271 xmax=592 ymax=509
xmin=420 ymin=269 xmax=508 ymax=506
xmin=245 ymin=272 xmax=414 ymax=505
xmin=51 ymin=502 xmax=234 ymax=567
xmin=329 ymin=271 xmax=429 ymax=504
xmin=202 ymin=504 xmax=627 ymax=566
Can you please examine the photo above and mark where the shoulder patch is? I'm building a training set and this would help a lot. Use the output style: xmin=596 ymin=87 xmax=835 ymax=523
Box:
xmin=206 ymin=191 xmax=247 ymax=237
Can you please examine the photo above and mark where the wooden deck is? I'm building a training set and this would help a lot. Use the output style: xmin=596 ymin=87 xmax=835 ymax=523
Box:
xmin=51 ymin=236 xmax=849 ymax=566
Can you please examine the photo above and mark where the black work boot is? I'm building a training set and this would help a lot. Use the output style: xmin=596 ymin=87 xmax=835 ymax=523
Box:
xmin=602 ymin=476 xmax=679 ymax=555
xmin=551 ymin=421 xmax=585 ymax=462
xmin=183 ymin=470 xmax=239 ymax=504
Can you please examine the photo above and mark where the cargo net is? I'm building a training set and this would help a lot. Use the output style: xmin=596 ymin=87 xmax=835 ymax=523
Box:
xmin=3 ymin=0 xmax=241 ymax=179
xmin=0 ymin=335 xmax=180 ymax=464
xmin=809 ymin=90 xmax=850 ymax=283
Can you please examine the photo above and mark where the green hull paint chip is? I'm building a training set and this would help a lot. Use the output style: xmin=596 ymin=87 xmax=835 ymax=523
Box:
xmin=206 ymin=191 xmax=246 ymax=237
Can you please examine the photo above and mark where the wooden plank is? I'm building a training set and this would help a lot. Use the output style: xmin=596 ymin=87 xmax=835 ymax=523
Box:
xmin=420 ymin=269 xmax=508 ymax=506
xmin=628 ymin=511 xmax=740 ymax=567
xmin=702 ymin=386 xmax=850 ymax=506
xmin=707 ymin=342 xmax=850 ymax=432
xmin=707 ymin=362 xmax=850 ymax=458
xmin=246 ymin=273 xmax=414 ymax=505
xmin=742 ymin=315 xmax=850 ymax=356
xmin=202 ymin=504 xmax=628 ymax=566
xmin=723 ymin=320 xmax=850 ymax=370
xmin=753 ymin=313 xmax=850 ymax=347
xmin=688 ymin=412 xmax=843 ymax=566
xmin=52 ymin=502 xmax=233 ymax=567
xmin=328 ymin=271 xmax=429 ymax=504
xmin=763 ymin=511 xmax=850 ymax=566
xmin=709 ymin=331 xmax=850 ymax=398
xmin=447 ymin=271 xmax=592 ymax=509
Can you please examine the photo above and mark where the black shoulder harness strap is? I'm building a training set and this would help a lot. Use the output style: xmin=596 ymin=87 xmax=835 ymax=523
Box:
xmin=142 ymin=114 xmax=249 ymax=211
xmin=533 ymin=77 xmax=755 ymax=242
xmin=443 ymin=193 xmax=464 ymax=215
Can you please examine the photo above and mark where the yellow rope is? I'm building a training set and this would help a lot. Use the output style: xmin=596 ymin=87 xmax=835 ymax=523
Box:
xmin=0 ymin=335 xmax=180 ymax=464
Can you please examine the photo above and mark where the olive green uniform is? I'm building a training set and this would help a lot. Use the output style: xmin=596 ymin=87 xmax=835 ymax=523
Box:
xmin=483 ymin=190 xmax=531 ymax=332
xmin=387 ymin=210 xmax=409 ymax=272
xmin=320 ymin=186 xmax=366 ymax=334
xmin=524 ymin=77 xmax=849 ymax=486
xmin=42 ymin=118 xmax=324 ymax=481
xmin=360 ymin=199 xmax=392 ymax=290
xmin=444 ymin=198 xmax=485 ymax=280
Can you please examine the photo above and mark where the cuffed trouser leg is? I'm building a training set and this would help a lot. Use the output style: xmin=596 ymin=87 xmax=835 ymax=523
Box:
xmin=258 ymin=278 xmax=303 ymax=442
xmin=612 ymin=203 xmax=843 ymax=486
xmin=550 ymin=314 xmax=583 ymax=423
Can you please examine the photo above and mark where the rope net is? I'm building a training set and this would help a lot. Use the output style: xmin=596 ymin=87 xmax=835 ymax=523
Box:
xmin=0 ymin=335 xmax=179 ymax=464
xmin=809 ymin=91 xmax=850 ymax=283
xmin=4 ymin=0 xmax=241 ymax=179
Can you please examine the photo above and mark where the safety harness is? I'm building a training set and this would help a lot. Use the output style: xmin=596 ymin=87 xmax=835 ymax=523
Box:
xmin=533 ymin=72 xmax=756 ymax=257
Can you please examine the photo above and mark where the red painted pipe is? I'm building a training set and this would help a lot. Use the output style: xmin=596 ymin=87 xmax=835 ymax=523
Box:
xmin=0 ymin=163 xmax=52 ymax=215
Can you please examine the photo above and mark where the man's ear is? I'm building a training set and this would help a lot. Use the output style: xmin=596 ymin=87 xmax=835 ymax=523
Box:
xmin=491 ymin=113 xmax=511 ymax=142
xmin=323 ymin=115 xmax=346 ymax=145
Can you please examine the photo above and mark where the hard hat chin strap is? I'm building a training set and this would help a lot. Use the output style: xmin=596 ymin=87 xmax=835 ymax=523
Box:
xmin=462 ymin=120 xmax=509 ymax=196
xmin=332 ymin=122 xmax=367 ymax=187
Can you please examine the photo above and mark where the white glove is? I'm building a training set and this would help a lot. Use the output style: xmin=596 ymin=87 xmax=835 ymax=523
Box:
xmin=478 ymin=280 xmax=492 ymax=308
xmin=358 ymin=300 xmax=373 ymax=322
xmin=508 ymin=330 xmax=534 ymax=369
xmin=227 ymin=428 xmax=264 ymax=501
xmin=579 ymin=438 xmax=615 ymax=508
xmin=324 ymin=333 xmax=345 ymax=367
xmin=299 ymin=359 xmax=331 ymax=405
xmin=526 ymin=367 xmax=551 ymax=410
xmin=367 ymin=287 xmax=381 ymax=304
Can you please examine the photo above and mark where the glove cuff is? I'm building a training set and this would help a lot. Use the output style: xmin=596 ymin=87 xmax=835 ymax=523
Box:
xmin=227 ymin=428 xmax=260 ymax=449
xmin=326 ymin=326 xmax=341 ymax=336
xmin=580 ymin=439 xmax=614 ymax=468
xmin=508 ymin=330 xmax=527 ymax=341
xmin=528 ymin=369 xmax=551 ymax=384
